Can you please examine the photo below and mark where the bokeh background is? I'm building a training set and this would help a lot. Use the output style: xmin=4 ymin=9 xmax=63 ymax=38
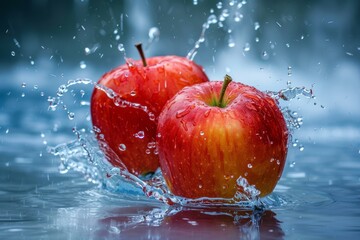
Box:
xmin=1 ymin=0 xmax=359 ymax=130
xmin=1 ymin=1 xmax=360 ymax=239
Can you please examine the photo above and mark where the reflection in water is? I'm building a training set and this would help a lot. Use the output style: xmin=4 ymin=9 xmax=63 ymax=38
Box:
xmin=96 ymin=206 xmax=284 ymax=240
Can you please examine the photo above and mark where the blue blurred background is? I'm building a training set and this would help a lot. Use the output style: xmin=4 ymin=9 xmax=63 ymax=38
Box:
xmin=1 ymin=1 xmax=360 ymax=239
xmin=1 ymin=0 xmax=359 ymax=130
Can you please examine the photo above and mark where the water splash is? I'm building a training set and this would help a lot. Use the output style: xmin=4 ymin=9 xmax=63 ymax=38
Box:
xmin=49 ymin=131 xmax=264 ymax=209
xmin=48 ymin=78 xmax=156 ymax=123
xmin=94 ymin=83 xmax=156 ymax=122
xmin=266 ymin=84 xmax=315 ymax=152
xmin=48 ymin=78 xmax=93 ymax=112
xmin=187 ymin=1 xmax=247 ymax=60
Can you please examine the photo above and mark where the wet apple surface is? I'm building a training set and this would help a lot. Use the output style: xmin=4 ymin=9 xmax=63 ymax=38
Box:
xmin=91 ymin=54 xmax=209 ymax=176
xmin=157 ymin=76 xmax=288 ymax=198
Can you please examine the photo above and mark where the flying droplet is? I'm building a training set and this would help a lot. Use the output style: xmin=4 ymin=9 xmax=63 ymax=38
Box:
xmin=228 ymin=36 xmax=235 ymax=48
xmin=148 ymin=27 xmax=160 ymax=40
xmin=243 ymin=42 xmax=250 ymax=52
xmin=80 ymin=61 xmax=87 ymax=69
xmin=262 ymin=51 xmax=269 ymax=60
xmin=289 ymin=161 xmax=296 ymax=168
xmin=254 ymin=22 xmax=260 ymax=30
xmin=68 ymin=112 xmax=75 ymax=120
xmin=11 ymin=51 xmax=15 ymax=56
xmin=234 ymin=12 xmax=243 ymax=22
xmin=84 ymin=47 xmax=91 ymax=55
xmin=118 ymin=43 xmax=125 ymax=52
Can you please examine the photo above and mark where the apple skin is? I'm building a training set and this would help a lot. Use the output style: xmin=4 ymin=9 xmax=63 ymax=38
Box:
xmin=91 ymin=56 xmax=209 ymax=176
xmin=157 ymin=80 xmax=288 ymax=198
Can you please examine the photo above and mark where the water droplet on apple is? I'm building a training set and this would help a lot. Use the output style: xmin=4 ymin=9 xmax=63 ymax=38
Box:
xmin=276 ymin=159 xmax=281 ymax=165
xmin=93 ymin=126 xmax=101 ymax=133
xmin=145 ymin=149 xmax=151 ymax=155
xmin=130 ymin=90 xmax=136 ymax=96
xmin=199 ymin=131 xmax=205 ymax=136
xmin=118 ymin=144 xmax=126 ymax=151
xmin=247 ymin=163 xmax=253 ymax=168
xmin=147 ymin=142 xmax=156 ymax=149
xmin=134 ymin=131 xmax=145 ymax=139
xmin=176 ymin=106 xmax=192 ymax=118
xmin=198 ymin=184 xmax=202 ymax=188
xmin=148 ymin=112 xmax=155 ymax=121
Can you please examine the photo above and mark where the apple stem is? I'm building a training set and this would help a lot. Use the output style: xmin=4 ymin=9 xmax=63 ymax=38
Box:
xmin=135 ymin=43 xmax=147 ymax=67
xmin=218 ymin=74 xmax=233 ymax=107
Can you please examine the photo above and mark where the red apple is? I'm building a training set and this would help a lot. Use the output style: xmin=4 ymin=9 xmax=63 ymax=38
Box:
xmin=91 ymin=44 xmax=209 ymax=176
xmin=157 ymin=75 xmax=288 ymax=198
